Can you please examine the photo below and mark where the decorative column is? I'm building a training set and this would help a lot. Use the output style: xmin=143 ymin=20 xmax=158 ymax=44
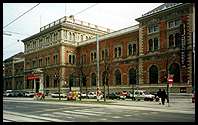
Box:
xmin=39 ymin=73 xmax=44 ymax=93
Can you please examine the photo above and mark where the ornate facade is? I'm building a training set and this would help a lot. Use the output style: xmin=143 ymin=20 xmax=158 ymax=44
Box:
xmin=4 ymin=3 xmax=194 ymax=93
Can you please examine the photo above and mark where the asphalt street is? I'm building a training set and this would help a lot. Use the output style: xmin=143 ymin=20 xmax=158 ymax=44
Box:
xmin=3 ymin=97 xmax=195 ymax=122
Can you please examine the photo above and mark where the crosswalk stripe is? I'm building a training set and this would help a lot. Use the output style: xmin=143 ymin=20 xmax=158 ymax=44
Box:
xmin=63 ymin=110 xmax=100 ymax=116
xmin=4 ymin=111 xmax=69 ymax=122
xmin=124 ymin=115 xmax=132 ymax=117
xmin=52 ymin=112 xmax=87 ymax=118
xmin=74 ymin=109 xmax=110 ymax=114
xmin=112 ymin=116 xmax=122 ymax=119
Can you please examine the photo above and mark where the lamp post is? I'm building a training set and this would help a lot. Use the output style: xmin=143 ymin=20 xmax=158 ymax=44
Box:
xmin=54 ymin=73 xmax=61 ymax=101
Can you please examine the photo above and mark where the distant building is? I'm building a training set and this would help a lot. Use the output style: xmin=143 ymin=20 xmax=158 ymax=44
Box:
xmin=3 ymin=52 xmax=24 ymax=90
xmin=4 ymin=3 xmax=194 ymax=93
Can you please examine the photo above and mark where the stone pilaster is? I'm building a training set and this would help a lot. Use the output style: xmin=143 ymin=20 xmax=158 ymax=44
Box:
xmin=138 ymin=58 xmax=144 ymax=85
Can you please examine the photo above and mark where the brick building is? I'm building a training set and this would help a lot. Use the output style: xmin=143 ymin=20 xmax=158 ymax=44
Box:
xmin=3 ymin=52 xmax=24 ymax=91
xmin=5 ymin=3 xmax=193 ymax=93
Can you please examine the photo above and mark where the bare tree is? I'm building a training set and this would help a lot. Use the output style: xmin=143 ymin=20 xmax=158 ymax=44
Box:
xmin=76 ymin=47 xmax=92 ymax=100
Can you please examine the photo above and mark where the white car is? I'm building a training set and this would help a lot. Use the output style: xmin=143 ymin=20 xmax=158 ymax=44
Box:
xmin=130 ymin=90 xmax=155 ymax=101
xmin=25 ymin=91 xmax=35 ymax=97
xmin=87 ymin=92 xmax=103 ymax=99
xmin=87 ymin=92 xmax=96 ymax=99
xmin=51 ymin=92 xmax=66 ymax=98
xmin=80 ymin=92 xmax=87 ymax=99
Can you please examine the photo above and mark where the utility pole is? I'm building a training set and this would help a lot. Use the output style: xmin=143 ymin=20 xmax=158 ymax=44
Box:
xmin=96 ymin=34 xmax=100 ymax=102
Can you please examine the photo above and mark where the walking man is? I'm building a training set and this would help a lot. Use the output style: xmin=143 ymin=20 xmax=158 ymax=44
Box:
xmin=161 ymin=89 xmax=167 ymax=105
xmin=157 ymin=89 xmax=162 ymax=104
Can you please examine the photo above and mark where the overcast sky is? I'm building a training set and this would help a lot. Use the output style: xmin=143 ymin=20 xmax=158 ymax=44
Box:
xmin=3 ymin=3 xmax=163 ymax=60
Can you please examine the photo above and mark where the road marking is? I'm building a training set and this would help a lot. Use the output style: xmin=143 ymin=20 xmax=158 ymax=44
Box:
xmin=40 ymin=113 xmax=60 ymax=118
xmin=150 ymin=112 xmax=158 ymax=114
xmin=112 ymin=116 xmax=122 ymax=119
xmin=53 ymin=112 xmax=87 ymax=118
xmin=4 ymin=113 xmax=47 ymax=122
xmin=100 ymin=118 xmax=107 ymax=121
xmin=63 ymin=110 xmax=100 ymax=116
xmin=3 ymin=111 xmax=70 ymax=122
xmin=74 ymin=109 xmax=110 ymax=114
xmin=124 ymin=115 xmax=132 ymax=117
xmin=142 ymin=112 xmax=149 ymax=115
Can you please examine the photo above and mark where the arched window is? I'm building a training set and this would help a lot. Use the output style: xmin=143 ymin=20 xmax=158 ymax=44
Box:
xmin=91 ymin=73 xmax=96 ymax=86
xmin=149 ymin=65 xmax=158 ymax=84
xmin=175 ymin=33 xmax=181 ymax=48
xmin=149 ymin=39 xmax=153 ymax=51
xmin=115 ymin=69 xmax=121 ymax=85
xmin=169 ymin=34 xmax=174 ymax=48
xmin=169 ymin=63 xmax=180 ymax=83
xmin=129 ymin=68 xmax=136 ymax=85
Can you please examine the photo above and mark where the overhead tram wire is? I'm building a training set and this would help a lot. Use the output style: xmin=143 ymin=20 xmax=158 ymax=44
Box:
xmin=73 ymin=3 xmax=99 ymax=16
xmin=3 ymin=30 xmax=30 ymax=36
xmin=3 ymin=3 xmax=40 ymax=29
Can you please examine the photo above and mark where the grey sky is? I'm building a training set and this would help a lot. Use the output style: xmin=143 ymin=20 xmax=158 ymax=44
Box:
xmin=3 ymin=3 xmax=163 ymax=60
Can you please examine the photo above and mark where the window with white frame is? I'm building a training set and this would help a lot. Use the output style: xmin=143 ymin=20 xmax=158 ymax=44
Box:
xmin=90 ymin=51 xmax=96 ymax=62
xmin=148 ymin=37 xmax=159 ymax=52
xmin=148 ymin=24 xmax=159 ymax=33
xmin=114 ymin=46 xmax=122 ymax=58
xmin=168 ymin=33 xmax=181 ymax=48
xmin=53 ymin=54 xmax=58 ymax=64
xmin=68 ymin=54 xmax=75 ymax=64
xmin=128 ymin=43 xmax=136 ymax=56
xmin=101 ymin=48 xmax=109 ymax=60
xmin=168 ymin=19 xmax=181 ymax=29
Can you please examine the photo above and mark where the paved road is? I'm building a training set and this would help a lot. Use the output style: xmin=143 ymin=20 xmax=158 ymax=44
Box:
xmin=3 ymin=97 xmax=195 ymax=122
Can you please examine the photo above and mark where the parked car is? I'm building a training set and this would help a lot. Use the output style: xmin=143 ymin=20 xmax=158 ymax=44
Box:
xmin=5 ymin=90 xmax=14 ymax=97
xmin=25 ymin=91 xmax=35 ymax=97
xmin=87 ymin=92 xmax=96 ymax=99
xmin=109 ymin=92 xmax=120 ymax=100
xmin=117 ymin=91 xmax=126 ymax=100
xmin=80 ymin=92 xmax=87 ymax=99
xmin=51 ymin=92 xmax=66 ymax=98
xmin=15 ymin=90 xmax=25 ymax=97
xmin=130 ymin=90 xmax=155 ymax=101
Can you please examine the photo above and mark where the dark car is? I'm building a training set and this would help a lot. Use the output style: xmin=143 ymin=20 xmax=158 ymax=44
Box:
xmin=109 ymin=92 xmax=120 ymax=100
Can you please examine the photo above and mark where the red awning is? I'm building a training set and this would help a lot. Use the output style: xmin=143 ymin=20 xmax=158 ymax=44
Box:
xmin=27 ymin=74 xmax=39 ymax=80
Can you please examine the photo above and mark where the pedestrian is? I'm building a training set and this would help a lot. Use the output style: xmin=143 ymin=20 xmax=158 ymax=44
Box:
xmin=156 ymin=89 xmax=162 ymax=104
xmin=161 ymin=89 xmax=167 ymax=105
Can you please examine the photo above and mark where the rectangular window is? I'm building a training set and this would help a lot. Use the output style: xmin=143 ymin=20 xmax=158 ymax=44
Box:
xmin=94 ymin=52 xmax=96 ymax=61
xmin=54 ymin=55 xmax=58 ymax=64
xmin=114 ymin=48 xmax=117 ymax=58
xmin=118 ymin=47 xmax=121 ymax=57
xmin=175 ymin=19 xmax=180 ymax=27
xmin=69 ymin=55 xmax=72 ymax=64
xmin=72 ymin=55 xmax=75 ymax=64
xmin=148 ymin=25 xmax=159 ymax=33
xmin=154 ymin=38 xmax=158 ymax=50
xmin=32 ymin=60 xmax=36 ymax=68
xmin=133 ymin=44 xmax=136 ymax=55
xmin=128 ymin=44 xmax=132 ymax=56
xmin=168 ymin=21 xmax=174 ymax=28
